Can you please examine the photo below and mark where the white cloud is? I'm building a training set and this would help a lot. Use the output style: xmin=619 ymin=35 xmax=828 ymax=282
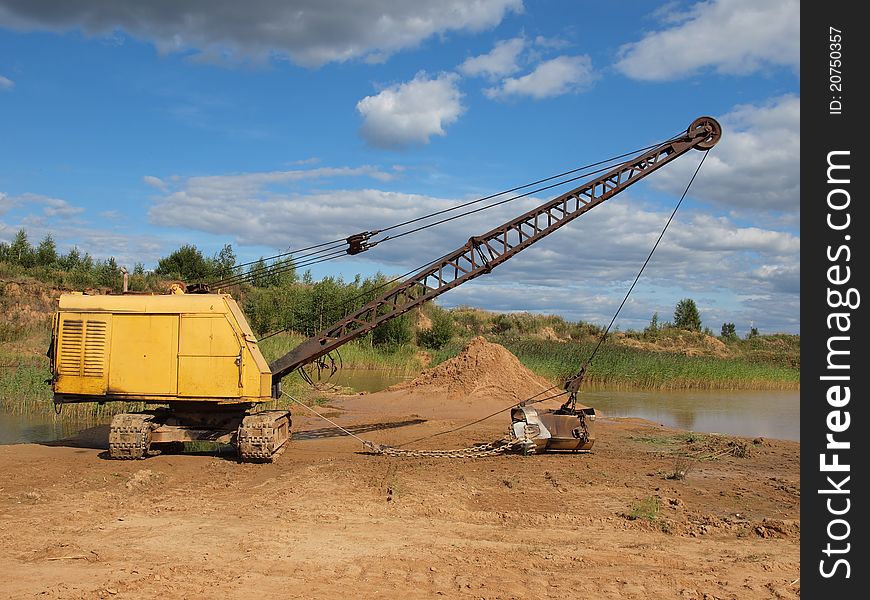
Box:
xmin=0 ymin=191 xmax=165 ymax=266
xmin=143 ymin=175 xmax=168 ymax=191
xmin=533 ymin=35 xmax=570 ymax=50
xmin=484 ymin=55 xmax=597 ymax=99
xmin=0 ymin=191 xmax=16 ymax=214
xmin=650 ymin=95 xmax=800 ymax=215
xmin=1 ymin=193 xmax=85 ymax=218
xmin=615 ymin=0 xmax=800 ymax=81
xmin=459 ymin=37 xmax=525 ymax=79
xmin=40 ymin=197 xmax=85 ymax=217
xmin=357 ymin=72 xmax=464 ymax=148
xmin=0 ymin=74 xmax=13 ymax=90
xmin=0 ymin=0 xmax=523 ymax=67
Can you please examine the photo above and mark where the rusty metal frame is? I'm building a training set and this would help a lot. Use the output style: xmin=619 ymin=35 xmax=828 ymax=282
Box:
xmin=269 ymin=118 xmax=720 ymax=386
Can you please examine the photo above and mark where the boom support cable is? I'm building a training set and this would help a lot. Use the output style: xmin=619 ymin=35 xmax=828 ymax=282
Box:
xmin=209 ymin=134 xmax=684 ymax=288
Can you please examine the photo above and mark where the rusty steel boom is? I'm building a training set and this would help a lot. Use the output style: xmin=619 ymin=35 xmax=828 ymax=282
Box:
xmin=269 ymin=116 xmax=721 ymax=390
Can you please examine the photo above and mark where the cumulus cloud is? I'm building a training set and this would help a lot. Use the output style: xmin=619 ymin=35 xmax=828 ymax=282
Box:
xmin=458 ymin=37 xmax=525 ymax=79
xmin=650 ymin=94 xmax=800 ymax=215
xmin=0 ymin=0 xmax=522 ymax=67
xmin=357 ymin=72 xmax=464 ymax=148
xmin=484 ymin=55 xmax=597 ymax=99
xmin=615 ymin=0 xmax=800 ymax=80
xmin=0 ymin=74 xmax=13 ymax=90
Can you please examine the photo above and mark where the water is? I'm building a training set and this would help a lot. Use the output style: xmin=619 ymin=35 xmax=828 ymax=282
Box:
xmin=321 ymin=369 xmax=413 ymax=393
xmin=0 ymin=413 xmax=100 ymax=445
xmin=579 ymin=389 xmax=800 ymax=441
xmin=1 ymin=376 xmax=800 ymax=444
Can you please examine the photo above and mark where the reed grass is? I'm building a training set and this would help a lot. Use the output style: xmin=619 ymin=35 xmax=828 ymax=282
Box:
xmin=431 ymin=337 xmax=799 ymax=390
xmin=257 ymin=332 xmax=423 ymax=373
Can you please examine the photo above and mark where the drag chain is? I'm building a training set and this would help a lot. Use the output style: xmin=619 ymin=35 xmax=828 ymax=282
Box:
xmin=108 ymin=413 xmax=156 ymax=460
xmin=363 ymin=436 xmax=529 ymax=458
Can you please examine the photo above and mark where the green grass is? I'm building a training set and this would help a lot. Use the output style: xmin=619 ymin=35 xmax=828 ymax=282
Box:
xmin=627 ymin=496 xmax=660 ymax=521
xmin=257 ymin=332 xmax=423 ymax=373
xmin=0 ymin=356 xmax=145 ymax=419
xmin=431 ymin=336 xmax=799 ymax=390
xmin=0 ymin=320 xmax=144 ymax=419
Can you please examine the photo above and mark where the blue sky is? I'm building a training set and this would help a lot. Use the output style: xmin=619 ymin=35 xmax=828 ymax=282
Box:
xmin=0 ymin=0 xmax=800 ymax=334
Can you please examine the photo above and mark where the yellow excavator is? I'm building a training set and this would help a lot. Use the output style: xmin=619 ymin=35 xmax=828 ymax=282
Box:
xmin=48 ymin=117 xmax=721 ymax=461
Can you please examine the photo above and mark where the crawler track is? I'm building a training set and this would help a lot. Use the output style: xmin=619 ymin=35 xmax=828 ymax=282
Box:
xmin=237 ymin=410 xmax=291 ymax=461
xmin=108 ymin=413 xmax=156 ymax=459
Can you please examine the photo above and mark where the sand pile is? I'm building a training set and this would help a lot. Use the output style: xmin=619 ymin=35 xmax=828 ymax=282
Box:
xmin=390 ymin=336 xmax=553 ymax=403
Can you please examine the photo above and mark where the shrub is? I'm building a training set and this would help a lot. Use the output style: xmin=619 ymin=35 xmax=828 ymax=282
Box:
xmin=417 ymin=306 xmax=455 ymax=350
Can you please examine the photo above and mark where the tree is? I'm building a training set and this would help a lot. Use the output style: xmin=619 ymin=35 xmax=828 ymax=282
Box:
xmin=35 ymin=234 xmax=58 ymax=267
xmin=60 ymin=246 xmax=83 ymax=270
xmin=155 ymin=244 xmax=213 ymax=281
xmin=213 ymin=244 xmax=238 ymax=280
xmin=94 ymin=257 xmax=120 ymax=288
xmin=746 ymin=326 xmax=759 ymax=339
xmin=720 ymin=322 xmax=737 ymax=340
xmin=269 ymin=257 xmax=297 ymax=287
xmin=9 ymin=229 xmax=34 ymax=266
xmin=248 ymin=256 xmax=297 ymax=288
xmin=644 ymin=311 xmax=660 ymax=338
xmin=673 ymin=298 xmax=701 ymax=332
xmin=247 ymin=257 xmax=270 ymax=288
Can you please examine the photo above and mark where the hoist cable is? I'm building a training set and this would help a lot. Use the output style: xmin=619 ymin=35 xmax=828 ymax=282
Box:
xmin=375 ymin=137 xmax=680 ymax=236
xmin=395 ymin=149 xmax=712 ymax=447
xmin=216 ymin=244 xmax=347 ymax=287
xmin=579 ymin=150 xmax=711 ymax=373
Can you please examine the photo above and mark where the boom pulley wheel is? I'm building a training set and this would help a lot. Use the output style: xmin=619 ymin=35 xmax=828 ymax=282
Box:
xmin=688 ymin=116 xmax=722 ymax=150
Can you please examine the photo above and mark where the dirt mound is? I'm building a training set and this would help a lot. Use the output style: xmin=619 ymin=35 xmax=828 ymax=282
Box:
xmin=389 ymin=336 xmax=552 ymax=403
xmin=617 ymin=332 xmax=731 ymax=358
xmin=0 ymin=280 xmax=59 ymax=327
xmin=533 ymin=326 xmax=564 ymax=342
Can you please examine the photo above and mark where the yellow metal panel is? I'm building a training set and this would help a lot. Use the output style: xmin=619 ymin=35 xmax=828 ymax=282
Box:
xmin=177 ymin=356 xmax=241 ymax=398
xmin=108 ymin=314 xmax=178 ymax=395
xmin=223 ymin=297 xmax=272 ymax=398
xmin=54 ymin=313 xmax=111 ymax=395
xmin=58 ymin=292 xmax=226 ymax=314
xmin=179 ymin=315 xmax=240 ymax=356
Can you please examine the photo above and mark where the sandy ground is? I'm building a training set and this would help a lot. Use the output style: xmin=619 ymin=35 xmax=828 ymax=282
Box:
xmin=0 ymin=340 xmax=800 ymax=599
xmin=0 ymin=399 xmax=799 ymax=600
